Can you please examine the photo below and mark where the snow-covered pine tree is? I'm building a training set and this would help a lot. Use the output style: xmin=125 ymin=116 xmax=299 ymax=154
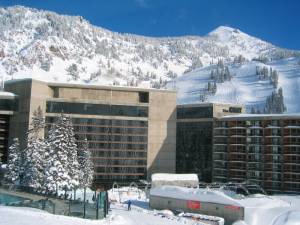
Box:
xmin=212 ymin=81 xmax=217 ymax=94
xmin=30 ymin=106 xmax=45 ymax=133
xmin=4 ymin=138 xmax=21 ymax=185
xmin=66 ymin=63 xmax=79 ymax=81
xmin=22 ymin=139 xmax=46 ymax=189
xmin=44 ymin=119 xmax=70 ymax=192
xmin=44 ymin=114 xmax=80 ymax=192
xmin=65 ymin=116 xmax=80 ymax=189
xmin=78 ymin=138 xmax=94 ymax=188
xmin=22 ymin=107 xmax=46 ymax=190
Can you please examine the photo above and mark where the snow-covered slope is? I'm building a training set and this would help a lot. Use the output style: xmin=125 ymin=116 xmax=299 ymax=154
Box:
xmin=0 ymin=6 xmax=298 ymax=89
xmin=1 ymin=6 xmax=299 ymax=112
xmin=173 ymin=57 xmax=300 ymax=113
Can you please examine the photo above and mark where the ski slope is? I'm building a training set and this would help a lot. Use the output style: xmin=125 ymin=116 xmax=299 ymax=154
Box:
xmin=174 ymin=57 xmax=300 ymax=113
xmin=270 ymin=57 xmax=300 ymax=112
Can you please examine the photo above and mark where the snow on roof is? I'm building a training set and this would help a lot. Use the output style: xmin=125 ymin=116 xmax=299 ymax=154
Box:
xmin=221 ymin=113 xmax=300 ymax=119
xmin=0 ymin=91 xmax=16 ymax=98
xmin=151 ymin=173 xmax=199 ymax=182
xmin=150 ymin=186 xmax=291 ymax=209
xmin=150 ymin=185 xmax=241 ymax=206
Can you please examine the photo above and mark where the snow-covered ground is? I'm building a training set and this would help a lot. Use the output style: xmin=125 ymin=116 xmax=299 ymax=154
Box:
xmin=0 ymin=187 xmax=208 ymax=225
xmin=150 ymin=185 xmax=300 ymax=225
xmin=2 ymin=186 xmax=300 ymax=225
xmin=0 ymin=204 xmax=202 ymax=225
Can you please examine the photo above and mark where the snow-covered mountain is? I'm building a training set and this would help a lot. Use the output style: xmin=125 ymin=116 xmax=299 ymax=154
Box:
xmin=0 ymin=6 xmax=298 ymax=86
xmin=0 ymin=6 xmax=299 ymax=112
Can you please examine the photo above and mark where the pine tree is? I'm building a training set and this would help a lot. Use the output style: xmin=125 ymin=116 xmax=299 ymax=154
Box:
xmin=212 ymin=81 xmax=217 ymax=94
xmin=44 ymin=114 xmax=80 ymax=192
xmin=78 ymin=138 xmax=94 ymax=188
xmin=4 ymin=138 xmax=21 ymax=185
xmin=30 ymin=106 xmax=45 ymax=135
xmin=65 ymin=116 xmax=80 ymax=189
xmin=66 ymin=63 xmax=79 ymax=81
xmin=22 ymin=107 xmax=46 ymax=190
xmin=22 ymin=139 xmax=46 ymax=189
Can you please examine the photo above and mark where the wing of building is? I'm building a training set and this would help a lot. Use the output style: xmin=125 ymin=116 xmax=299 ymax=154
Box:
xmin=2 ymin=78 xmax=177 ymax=188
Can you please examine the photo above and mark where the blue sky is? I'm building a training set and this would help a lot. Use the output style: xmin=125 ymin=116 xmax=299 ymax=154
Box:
xmin=1 ymin=0 xmax=300 ymax=50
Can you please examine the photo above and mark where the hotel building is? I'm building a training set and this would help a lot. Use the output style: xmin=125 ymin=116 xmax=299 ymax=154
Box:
xmin=176 ymin=103 xmax=243 ymax=183
xmin=213 ymin=114 xmax=300 ymax=194
xmin=4 ymin=79 xmax=177 ymax=187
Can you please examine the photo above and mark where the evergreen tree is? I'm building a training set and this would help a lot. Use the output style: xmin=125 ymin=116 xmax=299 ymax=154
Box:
xmin=22 ymin=107 xmax=46 ymax=189
xmin=4 ymin=138 xmax=21 ymax=185
xmin=207 ymin=82 xmax=212 ymax=92
xmin=65 ymin=116 xmax=80 ymax=189
xmin=44 ymin=114 xmax=80 ymax=192
xmin=78 ymin=138 xmax=94 ymax=188
xmin=212 ymin=81 xmax=217 ymax=94
xmin=22 ymin=139 xmax=46 ymax=189
xmin=265 ymin=87 xmax=286 ymax=113
xmin=30 ymin=106 xmax=45 ymax=134
xmin=271 ymin=70 xmax=279 ymax=88
xmin=66 ymin=63 xmax=79 ymax=81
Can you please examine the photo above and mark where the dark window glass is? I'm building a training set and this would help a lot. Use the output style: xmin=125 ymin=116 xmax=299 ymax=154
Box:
xmin=46 ymin=101 xmax=148 ymax=117
xmin=176 ymin=121 xmax=213 ymax=182
xmin=177 ymin=106 xmax=213 ymax=119
xmin=229 ymin=107 xmax=242 ymax=113
xmin=0 ymin=98 xmax=18 ymax=111
xmin=139 ymin=92 xmax=149 ymax=103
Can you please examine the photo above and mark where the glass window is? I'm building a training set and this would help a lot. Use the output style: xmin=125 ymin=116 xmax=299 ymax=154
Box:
xmin=46 ymin=101 xmax=148 ymax=117
xmin=177 ymin=106 xmax=213 ymax=119
xmin=0 ymin=98 xmax=18 ymax=111
xmin=229 ymin=107 xmax=242 ymax=113
xmin=139 ymin=92 xmax=149 ymax=103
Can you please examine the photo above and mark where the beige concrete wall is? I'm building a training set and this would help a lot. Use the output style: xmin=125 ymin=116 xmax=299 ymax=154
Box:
xmin=147 ymin=91 xmax=177 ymax=177
xmin=55 ymin=87 xmax=140 ymax=104
xmin=29 ymin=80 xmax=52 ymax=139
xmin=5 ymin=80 xmax=32 ymax=148
xmin=5 ymin=79 xmax=52 ymax=148
xmin=213 ymin=104 xmax=244 ymax=118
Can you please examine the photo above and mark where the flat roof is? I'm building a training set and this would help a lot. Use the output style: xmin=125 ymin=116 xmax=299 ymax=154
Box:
xmin=177 ymin=102 xmax=243 ymax=108
xmin=5 ymin=78 xmax=176 ymax=93
xmin=220 ymin=113 xmax=300 ymax=120
xmin=0 ymin=91 xmax=17 ymax=99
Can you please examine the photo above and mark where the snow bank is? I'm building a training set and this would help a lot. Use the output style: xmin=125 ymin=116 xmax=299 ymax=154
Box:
xmin=151 ymin=173 xmax=199 ymax=188
xmin=108 ymin=187 xmax=147 ymax=203
xmin=0 ymin=92 xmax=16 ymax=97
xmin=0 ymin=206 xmax=108 ymax=225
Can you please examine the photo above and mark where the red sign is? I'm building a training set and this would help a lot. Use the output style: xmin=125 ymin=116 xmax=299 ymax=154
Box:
xmin=186 ymin=200 xmax=201 ymax=209
xmin=224 ymin=205 xmax=241 ymax=211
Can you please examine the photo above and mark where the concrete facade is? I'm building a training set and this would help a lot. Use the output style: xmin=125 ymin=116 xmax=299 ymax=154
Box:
xmin=0 ymin=93 xmax=16 ymax=162
xmin=213 ymin=114 xmax=300 ymax=194
xmin=4 ymin=79 xmax=176 ymax=186
xmin=176 ymin=103 xmax=244 ymax=182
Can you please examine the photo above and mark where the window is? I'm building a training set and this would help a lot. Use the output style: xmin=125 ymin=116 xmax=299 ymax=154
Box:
xmin=46 ymin=101 xmax=148 ymax=117
xmin=139 ymin=92 xmax=149 ymax=103
xmin=229 ymin=107 xmax=242 ymax=113
xmin=0 ymin=98 xmax=18 ymax=111
xmin=177 ymin=106 xmax=213 ymax=119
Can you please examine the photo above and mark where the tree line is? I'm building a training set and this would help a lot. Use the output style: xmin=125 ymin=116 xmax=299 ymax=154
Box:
xmin=4 ymin=107 xmax=94 ymax=193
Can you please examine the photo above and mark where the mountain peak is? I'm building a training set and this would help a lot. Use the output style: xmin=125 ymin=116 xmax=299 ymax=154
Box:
xmin=209 ymin=26 xmax=238 ymax=34
xmin=207 ymin=26 xmax=244 ymax=40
